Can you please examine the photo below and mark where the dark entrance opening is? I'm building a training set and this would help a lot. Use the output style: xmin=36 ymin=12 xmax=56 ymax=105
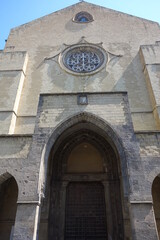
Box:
xmin=65 ymin=182 xmax=107 ymax=240
xmin=0 ymin=176 xmax=18 ymax=239
xmin=48 ymin=127 xmax=125 ymax=240
xmin=152 ymin=176 xmax=160 ymax=238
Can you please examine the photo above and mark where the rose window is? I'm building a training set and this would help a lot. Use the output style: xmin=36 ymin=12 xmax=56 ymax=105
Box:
xmin=62 ymin=46 xmax=105 ymax=74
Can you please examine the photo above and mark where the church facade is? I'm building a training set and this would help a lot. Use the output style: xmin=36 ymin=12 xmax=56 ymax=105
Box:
xmin=0 ymin=2 xmax=160 ymax=239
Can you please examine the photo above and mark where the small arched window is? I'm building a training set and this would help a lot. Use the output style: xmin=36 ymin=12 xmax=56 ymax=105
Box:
xmin=73 ymin=11 xmax=93 ymax=23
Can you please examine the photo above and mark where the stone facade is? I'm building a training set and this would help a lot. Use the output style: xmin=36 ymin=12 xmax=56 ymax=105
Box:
xmin=0 ymin=2 xmax=160 ymax=240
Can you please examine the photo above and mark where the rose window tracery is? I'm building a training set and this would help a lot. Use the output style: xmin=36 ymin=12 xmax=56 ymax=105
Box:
xmin=61 ymin=45 xmax=106 ymax=74
xmin=66 ymin=50 xmax=101 ymax=72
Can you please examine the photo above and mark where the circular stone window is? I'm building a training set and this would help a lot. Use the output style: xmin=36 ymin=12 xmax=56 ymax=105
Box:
xmin=59 ymin=44 xmax=107 ymax=75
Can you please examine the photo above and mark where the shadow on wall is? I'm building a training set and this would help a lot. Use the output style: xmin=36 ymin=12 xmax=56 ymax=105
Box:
xmin=114 ymin=52 xmax=152 ymax=113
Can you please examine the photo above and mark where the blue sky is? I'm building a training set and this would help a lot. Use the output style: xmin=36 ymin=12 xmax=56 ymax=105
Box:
xmin=1 ymin=0 xmax=160 ymax=50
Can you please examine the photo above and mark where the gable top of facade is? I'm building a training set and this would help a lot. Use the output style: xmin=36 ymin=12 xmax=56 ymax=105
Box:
xmin=11 ymin=1 xmax=159 ymax=32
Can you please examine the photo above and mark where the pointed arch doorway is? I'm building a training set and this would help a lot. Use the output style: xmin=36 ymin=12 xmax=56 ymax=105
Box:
xmin=0 ymin=175 xmax=18 ymax=239
xmin=48 ymin=126 xmax=125 ymax=240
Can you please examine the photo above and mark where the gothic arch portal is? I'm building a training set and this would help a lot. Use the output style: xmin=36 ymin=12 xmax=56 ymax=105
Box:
xmin=0 ymin=172 xmax=18 ymax=239
xmin=39 ymin=112 xmax=130 ymax=240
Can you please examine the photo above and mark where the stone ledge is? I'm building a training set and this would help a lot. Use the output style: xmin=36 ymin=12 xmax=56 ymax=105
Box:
xmin=0 ymin=134 xmax=33 ymax=138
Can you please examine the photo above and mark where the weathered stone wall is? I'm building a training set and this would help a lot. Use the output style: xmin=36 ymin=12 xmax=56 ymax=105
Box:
xmin=0 ymin=51 xmax=28 ymax=134
xmin=1 ymin=2 xmax=160 ymax=133
xmin=140 ymin=42 xmax=160 ymax=128
xmin=136 ymin=132 xmax=160 ymax=197
xmin=34 ymin=92 xmax=136 ymax=240
xmin=0 ymin=2 xmax=160 ymax=240
xmin=0 ymin=91 xmax=160 ymax=239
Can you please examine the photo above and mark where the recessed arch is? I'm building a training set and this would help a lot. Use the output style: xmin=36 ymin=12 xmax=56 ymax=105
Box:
xmin=67 ymin=141 xmax=104 ymax=173
xmin=152 ymin=175 xmax=160 ymax=238
xmin=0 ymin=173 xmax=18 ymax=239
xmin=49 ymin=126 xmax=125 ymax=239
xmin=39 ymin=112 xmax=129 ymax=197
xmin=0 ymin=172 xmax=13 ymax=185
xmin=39 ymin=112 xmax=130 ymax=240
